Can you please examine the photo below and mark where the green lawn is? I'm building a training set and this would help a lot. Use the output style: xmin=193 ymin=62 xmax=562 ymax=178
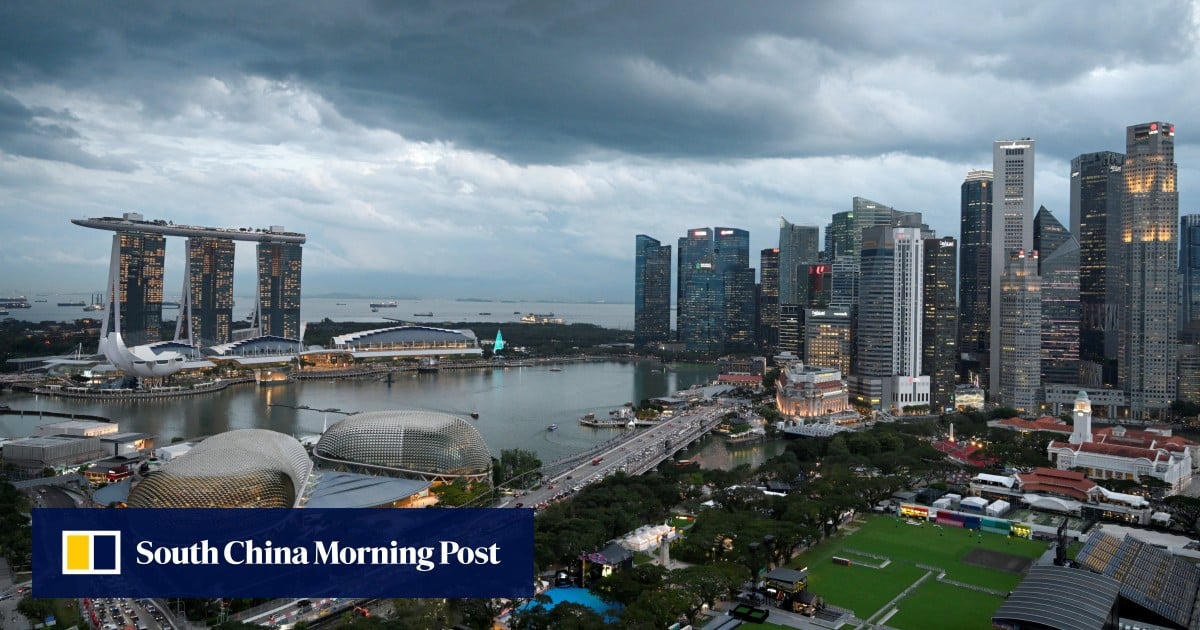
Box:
xmin=885 ymin=580 xmax=1003 ymax=630
xmin=787 ymin=516 xmax=1047 ymax=619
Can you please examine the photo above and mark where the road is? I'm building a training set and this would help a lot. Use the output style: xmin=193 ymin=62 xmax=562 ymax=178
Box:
xmin=511 ymin=403 xmax=733 ymax=510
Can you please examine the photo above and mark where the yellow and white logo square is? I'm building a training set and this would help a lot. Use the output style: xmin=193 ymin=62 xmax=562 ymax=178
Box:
xmin=62 ymin=530 xmax=121 ymax=575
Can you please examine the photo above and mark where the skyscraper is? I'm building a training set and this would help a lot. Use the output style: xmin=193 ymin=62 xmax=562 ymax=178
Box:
xmin=804 ymin=308 xmax=852 ymax=377
xmin=825 ymin=210 xmax=854 ymax=262
xmin=758 ymin=248 xmax=779 ymax=347
xmin=104 ymin=231 xmax=166 ymax=347
xmin=990 ymin=139 xmax=1036 ymax=401
xmin=778 ymin=218 xmax=819 ymax=307
xmin=634 ymin=235 xmax=672 ymax=347
xmin=999 ymin=250 xmax=1041 ymax=412
xmin=1071 ymin=150 xmax=1124 ymax=388
xmin=677 ymin=228 xmax=714 ymax=344
xmin=1120 ymin=122 xmax=1178 ymax=417
xmin=1034 ymin=207 xmax=1080 ymax=384
xmin=852 ymin=224 xmax=929 ymax=411
xmin=716 ymin=228 xmax=754 ymax=350
xmin=958 ymin=170 xmax=992 ymax=385
xmin=257 ymin=241 xmax=303 ymax=340
xmin=180 ymin=237 xmax=235 ymax=347
xmin=923 ymin=237 xmax=957 ymax=412
xmin=1181 ymin=214 xmax=1200 ymax=330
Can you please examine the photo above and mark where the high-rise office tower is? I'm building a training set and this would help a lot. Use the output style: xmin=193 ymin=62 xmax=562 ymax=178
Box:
xmin=990 ymin=139 xmax=1036 ymax=401
xmin=1034 ymin=207 xmax=1080 ymax=384
xmin=778 ymin=304 xmax=802 ymax=357
xmin=634 ymin=235 xmax=672 ymax=347
xmin=999 ymin=250 xmax=1041 ymax=412
xmin=1181 ymin=214 xmax=1200 ymax=330
xmin=178 ymin=237 xmax=235 ymax=347
xmin=807 ymin=264 xmax=832 ymax=308
xmin=677 ymin=228 xmax=714 ymax=344
xmin=1121 ymin=122 xmax=1179 ymax=417
xmin=853 ymin=224 xmax=929 ymax=411
xmin=852 ymin=197 xmax=898 ymax=253
xmin=723 ymin=267 xmax=756 ymax=351
xmin=825 ymin=210 xmax=855 ymax=263
xmin=257 ymin=241 xmax=303 ymax=340
xmin=804 ymin=308 xmax=852 ymax=377
xmin=716 ymin=227 xmax=754 ymax=350
xmin=758 ymin=248 xmax=779 ymax=347
xmin=103 ymin=231 xmax=165 ymax=347
xmin=1071 ymin=151 xmax=1125 ymax=388
xmin=958 ymin=170 xmax=993 ymax=385
xmin=923 ymin=237 xmax=957 ymax=412
xmin=778 ymin=218 xmax=820 ymax=307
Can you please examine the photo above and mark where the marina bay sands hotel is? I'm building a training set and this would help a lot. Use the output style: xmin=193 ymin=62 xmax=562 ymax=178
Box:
xmin=73 ymin=213 xmax=306 ymax=348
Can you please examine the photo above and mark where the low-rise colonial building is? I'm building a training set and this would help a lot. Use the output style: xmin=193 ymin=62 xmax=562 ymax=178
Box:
xmin=774 ymin=362 xmax=849 ymax=418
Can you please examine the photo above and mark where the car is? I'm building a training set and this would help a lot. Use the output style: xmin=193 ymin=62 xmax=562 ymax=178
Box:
xmin=514 ymin=502 xmax=524 ymax=508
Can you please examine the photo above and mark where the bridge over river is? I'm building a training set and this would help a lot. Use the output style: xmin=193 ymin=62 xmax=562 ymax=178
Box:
xmin=499 ymin=401 xmax=735 ymax=509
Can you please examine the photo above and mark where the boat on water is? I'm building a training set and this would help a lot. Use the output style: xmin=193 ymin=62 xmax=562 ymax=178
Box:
xmin=582 ymin=413 xmax=596 ymax=421
xmin=520 ymin=312 xmax=565 ymax=324
xmin=336 ymin=302 xmax=347 ymax=306
xmin=83 ymin=292 xmax=104 ymax=311
xmin=478 ymin=312 xmax=491 ymax=315
xmin=0 ymin=297 xmax=31 ymax=308
xmin=549 ymin=367 xmax=562 ymax=372
xmin=371 ymin=308 xmax=379 ymax=312
xmin=161 ymin=301 xmax=181 ymax=309
xmin=413 ymin=312 xmax=433 ymax=317
xmin=0 ymin=310 xmax=9 ymax=316
xmin=370 ymin=301 xmax=398 ymax=308
xmin=34 ymin=299 xmax=46 ymax=303
xmin=547 ymin=424 xmax=558 ymax=431
xmin=58 ymin=300 xmax=86 ymax=307
xmin=470 ymin=411 xmax=480 ymax=419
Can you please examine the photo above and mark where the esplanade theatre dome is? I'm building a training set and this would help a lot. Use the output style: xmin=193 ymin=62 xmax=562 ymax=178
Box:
xmin=127 ymin=429 xmax=312 ymax=508
xmin=313 ymin=411 xmax=492 ymax=484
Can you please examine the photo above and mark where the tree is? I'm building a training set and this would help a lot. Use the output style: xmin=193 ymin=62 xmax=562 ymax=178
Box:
xmin=494 ymin=449 xmax=543 ymax=488
xmin=17 ymin=597 xmax=54 ymax=623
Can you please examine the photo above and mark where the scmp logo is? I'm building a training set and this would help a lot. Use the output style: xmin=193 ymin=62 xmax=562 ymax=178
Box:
xmin=62 ymin=531 xmax=121 ymax=575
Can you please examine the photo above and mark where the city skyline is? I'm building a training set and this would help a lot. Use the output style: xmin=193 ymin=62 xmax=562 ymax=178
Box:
xmin=2 ymin=3 xmax=1199 ymax=301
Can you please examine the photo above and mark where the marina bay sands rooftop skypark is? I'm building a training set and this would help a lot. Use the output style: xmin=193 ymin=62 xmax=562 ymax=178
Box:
xmin=72 ymin=212 xmax=307 ymax=243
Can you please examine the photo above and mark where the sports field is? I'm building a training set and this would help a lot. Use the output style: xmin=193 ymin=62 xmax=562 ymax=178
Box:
xmin=788 ymin=515 xmax=1047 ymax=628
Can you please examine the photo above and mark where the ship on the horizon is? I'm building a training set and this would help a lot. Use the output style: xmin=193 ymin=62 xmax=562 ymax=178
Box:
xmin=58 ymin=300 xmax=86 ymax=307
xmin=83 ymin=292 xmax=105 ymax=312
xmin=370 ymin=300 xmax=398 ymax=308
xmin=413 ymin=312 xmax=434 ymax=317
xmin=161 ymin=300 xmax=181 ymax=309
xmin=0 ymin=297 xmax=32 ymax=309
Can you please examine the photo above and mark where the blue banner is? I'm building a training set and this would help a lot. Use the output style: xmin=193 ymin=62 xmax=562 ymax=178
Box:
xmin=34 ymin=508 xmax=534 ymax=598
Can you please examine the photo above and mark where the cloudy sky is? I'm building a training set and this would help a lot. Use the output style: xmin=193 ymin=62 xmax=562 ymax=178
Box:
xmin=2 ymin=1 xmax=1198 ymax=302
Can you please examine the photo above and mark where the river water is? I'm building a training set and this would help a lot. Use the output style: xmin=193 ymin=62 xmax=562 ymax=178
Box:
xmin=0 ymin=361 xmax=731 ymax=462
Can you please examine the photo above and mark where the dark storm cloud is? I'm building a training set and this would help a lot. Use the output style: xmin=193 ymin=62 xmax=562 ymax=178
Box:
xmin=0 ymin=91 xmax=134 ymax=171
xmin=3 ymin=0 xmax=1192 ymax=165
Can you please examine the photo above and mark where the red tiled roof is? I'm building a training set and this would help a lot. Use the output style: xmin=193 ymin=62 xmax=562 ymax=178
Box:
xmin=1050 ymin=440 xmax=1160 ymax=462
xmin=1093 ymin=427 xmax=1197 ymax=450
xmin=1016 ymin=468 xmax=1096 ymax=501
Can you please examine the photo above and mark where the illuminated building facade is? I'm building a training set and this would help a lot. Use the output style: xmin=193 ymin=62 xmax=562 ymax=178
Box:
xmin=959 ymin=170 xmax=992 ymax=385
xmin=180 ymin=236 xmax=235 ymax=346
xmin=923 ymin=236 xmax=957 ymax=412
xmin=804 ymin=308 xmax=851 ymax=377
xmin=758 ymin=248 xmax=779 ymax=347
xmin=1071 ymin=151 xmax=1124 ymax=388
xmin=990 ymin=139 xmax=1036 ymax=402
xmin=1034 ymin=207 xmax=1080 ymax=384
xmin=257 ymin=241 xmax=303 ymax=340
xmin=107 ymin=231 xmax=165 ymax=347
xmin=634 ymin=235 xmax=672 ymax=346
xmin=999 ymin=250 xmax=1041 ymax=413
xmin=1120 ymin=122 xmax=1178 ymax=417
xmin=775 ymin=363 xmax=850 ymax=418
